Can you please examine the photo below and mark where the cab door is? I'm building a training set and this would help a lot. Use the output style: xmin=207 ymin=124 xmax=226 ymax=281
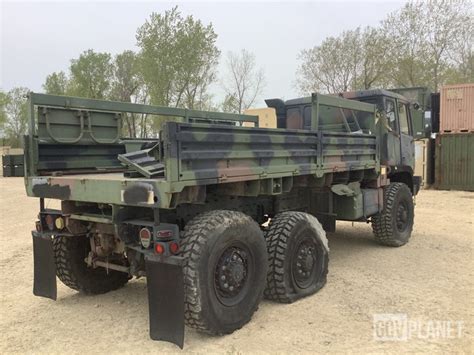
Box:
xmin=397 ymin=101 xmax=415 ymax=170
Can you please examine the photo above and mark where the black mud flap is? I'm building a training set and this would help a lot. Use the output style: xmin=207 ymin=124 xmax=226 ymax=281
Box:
xmin=32 ymin=232 xmax=57 ymax=300
xmin=145 ymin=255 xmax=185 ymax=348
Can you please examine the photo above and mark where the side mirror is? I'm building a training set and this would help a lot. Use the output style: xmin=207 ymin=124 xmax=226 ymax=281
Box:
xmin=413 ymin=102 xmax=421 ymax=111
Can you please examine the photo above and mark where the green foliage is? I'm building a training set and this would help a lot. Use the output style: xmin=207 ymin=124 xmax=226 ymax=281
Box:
xmin=297 ymin=0 xmax=473 ymax=93
xmin=298 ymin=30 xmax=360 ymax=93
xmin=110 ymin=50 xmax=141 ymax=102
xmin=2 ymin=87 xmax=29 ymax=147
xmin=136 ymin=6 xmax=220 ymax=108
xmin=109 ymin=50 xmax=144 ymax=137
xmin=221 ymin=94 xmax=239 ymax=113
xmin=0 ymin=90 xmax=10 ymax=130
xmin=68 ymin=49 xmax=113 ymax=99
xmin=43 ymin=71 xmax=68 ymax=95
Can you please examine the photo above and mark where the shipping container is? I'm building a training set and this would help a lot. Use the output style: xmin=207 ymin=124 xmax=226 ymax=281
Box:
xmin=2 ymin=166 xmax=12 ymax=177
xmin=440 ymin=83 xmax=474 ymax=134
xmin=414 ymin=138 xmax=434 ymax=187
xmin=435 ymin=133 xmax=474 ymax=191
xmin=1 ymin=154 xmax=25 ymax=177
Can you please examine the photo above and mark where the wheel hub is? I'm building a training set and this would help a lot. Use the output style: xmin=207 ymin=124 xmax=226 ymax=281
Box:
xmin=396 ymin=202 xmax=409 ymax=231
xmin=294 ymin=241 xmax=317 ymax=288
xmin=214 ymin=247 xmax=248 ymax=304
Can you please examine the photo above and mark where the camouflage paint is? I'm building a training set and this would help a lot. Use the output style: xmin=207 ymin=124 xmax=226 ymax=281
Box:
xmin=24 ymin=92 xmax=381 ymax=210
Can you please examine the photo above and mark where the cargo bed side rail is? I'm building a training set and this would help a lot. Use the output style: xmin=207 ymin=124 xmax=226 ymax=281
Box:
xmin=26 ymin=93 xmax=258 ymax=177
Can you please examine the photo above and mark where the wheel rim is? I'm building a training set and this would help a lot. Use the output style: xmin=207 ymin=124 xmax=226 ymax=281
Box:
xmin=396 ymin=200 xmax=409 ymax=232
xmin=214 ymin=245 xmax=250 ymax=306
xmin=292 ymin=237 xmax=320 ymax=289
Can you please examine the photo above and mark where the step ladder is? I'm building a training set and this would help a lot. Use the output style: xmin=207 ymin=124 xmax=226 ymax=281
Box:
xmin=118 ymin=144 xmax=164 ymax=179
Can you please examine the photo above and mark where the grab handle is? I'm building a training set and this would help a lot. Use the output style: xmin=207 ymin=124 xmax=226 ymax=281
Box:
xmin=87 ymin=112 xmax=121 ymax=144
xmin=44 ymin=108 xmax=84 ymax=144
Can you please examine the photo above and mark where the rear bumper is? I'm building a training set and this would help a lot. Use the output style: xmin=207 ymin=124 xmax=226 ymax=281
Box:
xmin=25 ymin=175 xmax=172 ymax=208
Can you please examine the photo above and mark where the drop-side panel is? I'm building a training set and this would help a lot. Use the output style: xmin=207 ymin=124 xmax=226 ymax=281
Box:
xmin=165 ymin=123 xmax=377 ymax=184
xmin=172 ymin=123 xmax=319 ymax=182
xmin=320 ymin=132 xmax=377 ymax=173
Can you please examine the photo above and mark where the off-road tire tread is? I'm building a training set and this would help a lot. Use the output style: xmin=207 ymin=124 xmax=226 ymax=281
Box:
xmin=371 ymin=182 xmax=413 ymax=247
xmin=181 ymin=210 xmax=264 ymax=334
xmin=264 ymin=211 xmax=328 ymax=303
xmin=53 ymin=236 xmax=128 ymax=294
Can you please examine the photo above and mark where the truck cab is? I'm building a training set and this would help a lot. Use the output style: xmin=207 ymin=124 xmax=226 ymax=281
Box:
xmin=266 ymin=89 xmax=421 ymax=195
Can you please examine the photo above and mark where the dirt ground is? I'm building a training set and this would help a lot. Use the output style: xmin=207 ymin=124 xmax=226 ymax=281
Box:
xmin=0 ymin=177 xmax=472 ymax=354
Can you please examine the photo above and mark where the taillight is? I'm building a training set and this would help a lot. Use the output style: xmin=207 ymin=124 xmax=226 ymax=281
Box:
xmin=139 ymin=228 xmax=152 ymax=248
xmin=155 ymin=243 xmax=165 ymax=254
xmin=45 ymin=215 xmax=54 ymax=230
xmin=169 ymin=241 xmax=179 ymax=254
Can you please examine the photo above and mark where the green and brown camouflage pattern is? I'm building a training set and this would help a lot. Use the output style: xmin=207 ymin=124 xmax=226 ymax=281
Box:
xmin=24 ymin=92 xmax=382 ymax=211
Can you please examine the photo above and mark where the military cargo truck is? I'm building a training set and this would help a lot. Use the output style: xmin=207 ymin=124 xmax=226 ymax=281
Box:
xmin=25 ymin=90 xmax=420 ymax=347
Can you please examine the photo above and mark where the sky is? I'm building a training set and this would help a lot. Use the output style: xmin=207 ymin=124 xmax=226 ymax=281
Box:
xmin=1 ymin=0 xmax=405 ymax=107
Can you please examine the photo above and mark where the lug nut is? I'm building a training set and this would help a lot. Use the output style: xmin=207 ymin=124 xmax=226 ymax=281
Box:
xmin=224 ymin=283 xmax=228 ymax=288
xmin=221 ymin=275 xmax=226 ymax=281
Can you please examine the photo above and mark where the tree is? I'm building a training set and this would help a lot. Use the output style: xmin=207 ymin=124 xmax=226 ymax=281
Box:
xmin=358 ymin=27 xmax=392 ymax=90
xmin=110 ymin=51 xmax=141 ymax=103
xmin=297 ymin=0 xmax=473 ymax=93
xmin=109 ymin=50 xmax=146 ymax=137
xmin=297 ymin=27 xmax=391 ymax=94
xmin=221 ymin=49 xmax=265 ymax=113
xmin=68 ymin=49 xmax=113 ymax=99
xmin=0 ymin=90 xmax=9 ymax=131
xmin=3 ymin=87 xmax=29 ymax=147
xmin=382 ymin=0 xmax=473 ymax=90
xmin=297 ymin=30 xmax=360 ymax=94
xmin=136 ymin=6 xmax=220 ymax=109
xmin=445 ymin=3 xmax=474 ymax=83
xmin=43 ymin=71 xmax=68 ymax=95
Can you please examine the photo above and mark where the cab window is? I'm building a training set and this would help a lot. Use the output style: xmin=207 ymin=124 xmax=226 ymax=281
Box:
xmin=398 ymin=102 xmax=410 ymax=135
xmin=303 ymin=106 xmax=312 ymax=129
xmin=385 ymin=98 xmax=397 ymax=131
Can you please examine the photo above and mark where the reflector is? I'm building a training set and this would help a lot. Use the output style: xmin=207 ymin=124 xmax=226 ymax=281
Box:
xmin=140 ymin=228 xmax=152 ymax=248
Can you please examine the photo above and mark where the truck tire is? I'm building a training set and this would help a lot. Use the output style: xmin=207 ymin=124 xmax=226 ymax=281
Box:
xmin=180 ymin=210 xmax=267 ymax=334
xmin=264 ymin=212 xmax=329 ymax=303
xmin=371 ymin=182 xmax=414 ymax=247
xmin=53 ymin=235 xmax=129 ymax=294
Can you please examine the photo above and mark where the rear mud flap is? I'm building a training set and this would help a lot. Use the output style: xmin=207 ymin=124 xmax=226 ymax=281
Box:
xmin=32 ymin=232 xmax=57 ymax=300
xmin=145 ymin=255 xmax=184 ymax=348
